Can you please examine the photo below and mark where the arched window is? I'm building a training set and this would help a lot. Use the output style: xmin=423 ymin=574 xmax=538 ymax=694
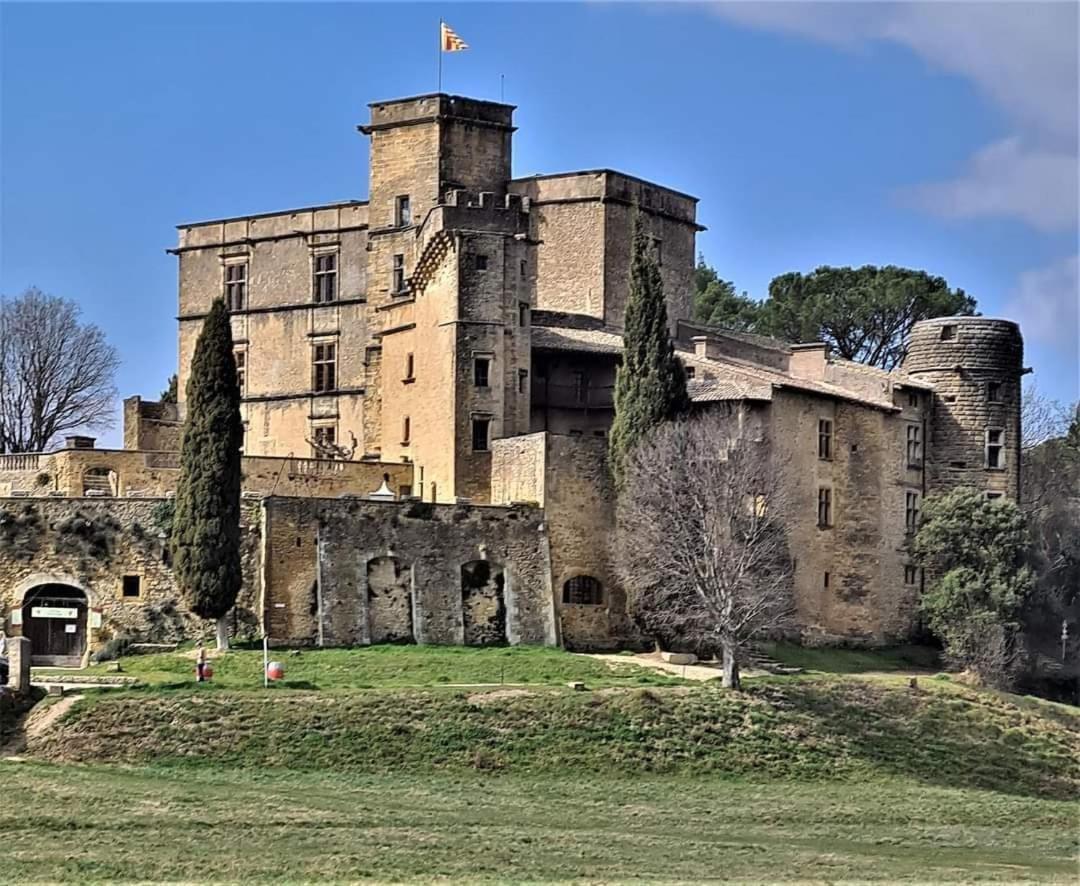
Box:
xmin=563 ymin=575 xmax=603 ymax=606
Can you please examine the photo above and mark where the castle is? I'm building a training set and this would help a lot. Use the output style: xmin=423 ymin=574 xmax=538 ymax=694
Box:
xmin=0 ymin=93 xmax=1024 ymax=665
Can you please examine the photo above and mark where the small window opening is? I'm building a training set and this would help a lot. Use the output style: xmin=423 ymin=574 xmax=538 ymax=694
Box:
xmin=563 ymin=575 xmax=603 ymax=605
xmin=392 ymin=254 xmax=407 ymax=294
xmin=818 ymin=419 xmax=832 ymax=460
xmin=474 ymin=357 xmax=491 ymax=388
xmin=313 ymin=252 xmax=337 ymax=304
xmin=224 ymin=262 xmax=247 ymax=311
xmin=402 ymin=416 xmax=411 ymax=444
xmin=471 ymin=417 xmax=491 ymax=452
xmin=905 ymin=491 xmax=920 ymax=532
xmin=940 ymin=324 xmax=957 ymax=341
xmin=395 ymin=195 xmax=411 ymax=227
xmin=817 ymin=487 xmax=832 ymax=528
xmin=474 ymin=254 xmax=488 ymax=271
xmin=405 ymin=352 xmax=415 ymax=380
xmin=122 ymin=575 xmax=141 ymax=598
xmin=904 ymin=565 xmax=918 ymax=585
xmin=987 ymin=382 xmax=1002 ymax=403
xmin=986 ymin=429 xmax=1004 ymax=469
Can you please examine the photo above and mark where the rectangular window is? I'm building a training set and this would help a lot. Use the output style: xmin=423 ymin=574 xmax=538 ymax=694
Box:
xmin=986 ymin=429 xmax=1004 ymax=469
xmin=823 ymin=571 xmax=830 ymax=589
xmin=940 ymin=324 xmax=957 ymax=341
xmin=904 ymin=565 xmax=918 ymax=585
xmin=906 ymin=424 xmax=922 ymax=466
xmin=392 ymin=254 xmax=406 ymax=294
xmin=987 ymin=491 xmax=1004 ymax=501
xmin=987 ymin=382 xmax=1002 ymax=403
xmin=402 ymin=416 xmax=411 ymax=444
xmin=474 ymin=254 xmax=488 ymax=271
xmin=474 ymin=357 xmax=490 ymax=388
xmin=905 ymin=491 xmax=920 ymax=532
xmin=652 ymin=236 xmax=663 ymax=266
xmin=471 ymin=417 xmax=490 ymax=452
xmin=908 ymin=391 xmax=919 ymax=408
xmin=312 ymin=425 xmax=336 ymax=456
xmin=593 ymin=429 xmax=606 ymax=438
xmin=398 ymin=485 xmax=413 ymax=499
xmin=404 ymin=352 xmax=415 ymax=381
xmin=518 ymin=369 xmax=528 ymax=394
xmin=313 ymin=253 xmax=337 ymax=304
xmin=234 ymin=349 xmax=246 ymax=396
xmin=122 ymin=575 xmax=141 ymax=598
xmin=569 ymin=429 xmax=583 ymax=437
xmin=224 ymin=262 xmax=247 ymax=311
xmin=520 ymin=259 xmax=527 ymax=278
xmin=818 ymin=419 xmax=832 ymax=460
xmin=312 ymin=343 xmax=337 ymax=393
xmin=395 ymin=195 xmax=411 ymax=227
xmin=685 ymin=366 xmax=696 ymax=379
xmin=518 ymin=302 xmax=529 ymax=327
xmin=817 ymin=487 xmax=832 ymax=527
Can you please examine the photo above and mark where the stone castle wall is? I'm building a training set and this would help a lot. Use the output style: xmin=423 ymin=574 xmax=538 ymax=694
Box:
xmin=262 ymin=496 xmax=556 ymax=647
xmin=902 ymin=317 xmax=1023 ymax=498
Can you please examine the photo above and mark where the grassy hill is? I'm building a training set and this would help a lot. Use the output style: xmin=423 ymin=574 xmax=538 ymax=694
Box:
xmin=5 ymin=646 xmax=1079 ymax=882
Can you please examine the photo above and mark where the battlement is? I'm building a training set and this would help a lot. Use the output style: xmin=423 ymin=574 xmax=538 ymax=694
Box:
xmin=361 ymin=93 xmax=515 ymax=134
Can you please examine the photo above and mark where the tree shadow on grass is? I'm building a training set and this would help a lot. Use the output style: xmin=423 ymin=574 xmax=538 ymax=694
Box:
xmin=754 ymin=679 xmax=1079 ymax=801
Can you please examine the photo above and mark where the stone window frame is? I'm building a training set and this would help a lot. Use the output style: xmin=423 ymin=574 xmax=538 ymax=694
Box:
xmin=905 ymin=490 xmax=920 ymax=533
xmin=817 ymin=418 xmax=833 ymax=460
xmin=312 ymin=341 xmax=337 ymax=393
xmin=311 ymin=421 xmax=338 ymax=457
xmin=907 ymin=390 xmax=920 ymax=409
xmin=222 ymin=256 xmax=248 ymax=312
xmin=471 ymin=413 xmax=492 ymax=452
xmin=985 ymin=428 xmax=1005 ymax=470
xmin=473 ymin=253 xmax=489 ymax=272
xmin=517 ymin=368 xmax=529 ymax=394
xmin=311 ymin=248 xmax=339 ymax=304
xmin=395 ymin=194 xmax=412 ymax=227
xmin=562 ymin=573 xmax=604 ymax=606
xmin=391 ymin=253 xmax=407 ymax=295
xmin=906 ymin=423 xmax=922 ymax=467
xmin=473 ymin=353 xmax=493 ymax=389
xmin=234 ymin=346 xmax=248 ymax=397
xmin=817 ymin=487 xmax=832 ymax=528
xmin=121 ymin=574 xmax=142 ymax=600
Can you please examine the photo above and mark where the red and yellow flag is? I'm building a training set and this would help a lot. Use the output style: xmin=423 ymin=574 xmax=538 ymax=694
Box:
xmin=441 ymin=22 xmax=468 ymax=52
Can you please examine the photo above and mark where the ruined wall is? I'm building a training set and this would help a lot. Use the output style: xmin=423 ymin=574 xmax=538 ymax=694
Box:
xmin=123 ymin=397 xmax=182 ymax=452
xmin=0 ymin=449 xmax=412 ymax=501
xmin=0 ymin=498 xmax=262 ymax=662
xmin=262 ymin=496 xmax=555 ymax=647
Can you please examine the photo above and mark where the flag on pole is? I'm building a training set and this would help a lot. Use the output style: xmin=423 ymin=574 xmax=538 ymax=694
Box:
xmin=441 ymin=22 xmax=468 ymax=52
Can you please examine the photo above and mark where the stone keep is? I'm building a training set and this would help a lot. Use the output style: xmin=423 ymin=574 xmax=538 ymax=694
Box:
xmin=902 ymin=317 xmax=1024 ymax=498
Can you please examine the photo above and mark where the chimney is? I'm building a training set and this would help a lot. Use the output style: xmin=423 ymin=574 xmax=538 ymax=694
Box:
xmin=64 ymin=435 xmax=97 ymax=450
xmin=789 ymin=343 xmax=830 ymax=381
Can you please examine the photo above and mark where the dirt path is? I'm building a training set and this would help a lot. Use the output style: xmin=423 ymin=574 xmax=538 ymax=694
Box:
xmin=1 ymin=694 xmax=81 ymax=760
xmin=584 ymin=651 xmax=768 ymax=681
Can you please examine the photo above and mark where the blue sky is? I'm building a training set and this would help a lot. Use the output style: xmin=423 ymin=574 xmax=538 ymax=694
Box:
xmin=2 ymin=2 xmax=1077 ymax=445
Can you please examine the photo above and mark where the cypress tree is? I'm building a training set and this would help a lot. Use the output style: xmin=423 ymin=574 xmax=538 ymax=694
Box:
xmin=172 ymin=298 xmax=243 ymax=650
xmin=609 ymin=212 xmax=690 ymax=484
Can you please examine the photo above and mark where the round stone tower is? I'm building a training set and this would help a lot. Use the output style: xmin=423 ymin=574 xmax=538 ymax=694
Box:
xmin=902 ymin=316 xmax=1024 ymax=499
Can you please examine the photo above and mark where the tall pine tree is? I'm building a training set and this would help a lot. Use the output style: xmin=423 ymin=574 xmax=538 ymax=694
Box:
xmin=172 ymin=298 xmax=243 ymax=650
xmin=609 ymin=212 xmax=690 ymax=484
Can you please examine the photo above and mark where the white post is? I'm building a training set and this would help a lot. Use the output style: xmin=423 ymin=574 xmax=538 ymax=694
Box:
xmin=263 ymin=634 xmax=269 ymax=689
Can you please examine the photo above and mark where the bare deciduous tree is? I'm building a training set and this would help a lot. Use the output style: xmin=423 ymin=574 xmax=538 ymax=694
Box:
xmin=0 ymin=288 xmax=119 ymax=453
xmin=615 ymin=409 xmax=796 ymax=689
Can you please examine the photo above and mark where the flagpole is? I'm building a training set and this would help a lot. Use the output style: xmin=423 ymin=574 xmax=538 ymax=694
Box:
xmin=437 ymin=18 xmax=443 ymax=93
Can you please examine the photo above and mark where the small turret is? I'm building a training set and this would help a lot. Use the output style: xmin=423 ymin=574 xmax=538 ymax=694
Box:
xmin=902 ymin=317 xmax=1024 ymax=499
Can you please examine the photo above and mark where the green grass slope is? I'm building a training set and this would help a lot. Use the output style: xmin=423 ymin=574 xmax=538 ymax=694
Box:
xmin=1 ymin=764 xmax=1075 ymax=883
xmin=31 ymin=677 xmax=1079 ymax=800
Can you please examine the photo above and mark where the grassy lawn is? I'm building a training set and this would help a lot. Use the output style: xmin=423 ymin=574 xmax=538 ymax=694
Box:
xmin=35 ymin=644 xmax=683 ymax=690
xmin=761 ymin=641 xmax=943 ymax=674
xmin=1 ymin=763 xmax=1075 ymax=883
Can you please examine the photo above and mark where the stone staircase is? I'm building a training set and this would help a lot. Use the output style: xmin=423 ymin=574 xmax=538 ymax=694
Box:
xmin=745 ymin=646 xmax=803 ymax=676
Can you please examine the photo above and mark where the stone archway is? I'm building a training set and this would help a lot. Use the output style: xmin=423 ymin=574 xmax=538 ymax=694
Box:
xmin=19 ymin=582 xmax=89 ymax=667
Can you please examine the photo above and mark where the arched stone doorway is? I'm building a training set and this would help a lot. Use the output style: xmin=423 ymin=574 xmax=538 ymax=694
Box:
xmin=20 ymin=583 xmax=89 ymax=667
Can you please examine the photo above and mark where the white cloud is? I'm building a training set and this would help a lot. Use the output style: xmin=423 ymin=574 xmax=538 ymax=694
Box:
xmin=709 ymin=1 xmax=1079 ymax=230
xmin=899 ymin=137 xmax=1078 ymax=231
xmin=1004 ymin=255 xmax=1079 ymax=352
